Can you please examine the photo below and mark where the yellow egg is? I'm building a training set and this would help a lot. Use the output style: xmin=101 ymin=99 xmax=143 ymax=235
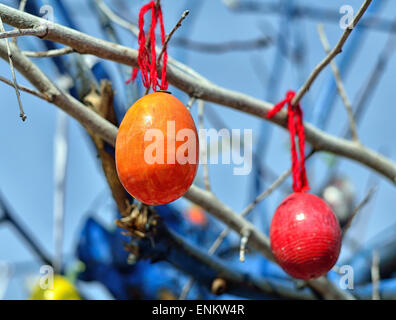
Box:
xmin=30 ymin=275 xmax=81 ymax=300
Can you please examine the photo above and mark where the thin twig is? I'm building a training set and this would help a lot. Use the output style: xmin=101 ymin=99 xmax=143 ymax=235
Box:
xmin=198 ymin=100 xmax=211 ymax=192
xmin=342 ymin=186 xmax=377 ymax=238
xmin=0 ymin=16 xmax=26 ymax=121
xmin=292 ymin=0 xmax=372 ymax=106
xmin=0 ymin=24 xmax=47 ymax=40
xmin=0 ymin=192 xmax=53 ymax=266
xmin=172 ymin=36 xmax=272 ymax=53
xmin=239 ymin=228 xmax=250 ymax=262
xmin=186 ymin=96 xmax=196 ymax=110
xmin=11 ymin=0 xmax=28 ymax=45
xmin=371 ymin=249 xmax=380 ymax=300
xmin=157 ymin=10 xmax=189 ymax=64
xmin=179 ymin=278 xmax=194 ymax=300
xmin=22 ymin=47 xmax=75 ymax=58
xmin=93 ymin=0 xmax=209 ymax=83
xmin=52 ymin=111 xmax=68 ymax=274
xmin=317 ymin=24 xmax=360 ymax=143
xmin=343 ymin=161 xmax=382 ymax=255
xmin=243 ymin=149 xmax=316 ymax=218
xmin=348 ymin=17 xmax=396 ymax=132
xmin=18 ymin=0 xmax=28 ymax=12
xmin=0 ymin=75 xmax=50 ymax=101
xmin=94 ymin=0 xmax=139 ymax=35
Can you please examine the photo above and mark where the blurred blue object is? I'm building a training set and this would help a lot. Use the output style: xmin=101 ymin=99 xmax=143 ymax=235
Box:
xmin=76 ymin=212 xmax=211 ymax=299
xmin=354 ymin=278 xmax=396 ymax=299
xmin=346 ymin=235 xmax=396 ymax=285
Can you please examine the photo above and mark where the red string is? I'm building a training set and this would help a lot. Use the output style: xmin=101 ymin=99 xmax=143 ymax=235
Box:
xmin=126 ymin=1 xmax=168 ymax=92
xmin=267 ymin=91 xmax=310 ymax=193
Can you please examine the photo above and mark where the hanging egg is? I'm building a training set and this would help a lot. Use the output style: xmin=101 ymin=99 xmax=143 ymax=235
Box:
xmin=116 ymin=92 xmax=199 ymax=205
xmin=270 ymin=192 xmax=342 ymax=280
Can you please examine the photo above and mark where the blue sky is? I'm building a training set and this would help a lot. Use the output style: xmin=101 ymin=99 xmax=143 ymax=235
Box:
xmin=1 ymin=0 xmax=396 ymax=299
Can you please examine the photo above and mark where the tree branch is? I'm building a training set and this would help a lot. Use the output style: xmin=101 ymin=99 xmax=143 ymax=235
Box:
xmin=291 ymin=0 xmax=372 ymax=106
xmin=0 ymin=15 xmax=27 ymax=121
xmin=22 ymin=47 xmax=75 ymax=58
xmin=157 ymin=10 xmax=189 ymax=64
xmin=0 ymin=74 xmax=50 ymax=100
xmin=317 ymin=24 xmax=360 ymax=143
xmin=0 ymin=40 xmax=118 ymax=146
xmin=1 ymin=3 xmax=394 ymax=186
xmin=0 ymin=24 xmax=47 ymax=40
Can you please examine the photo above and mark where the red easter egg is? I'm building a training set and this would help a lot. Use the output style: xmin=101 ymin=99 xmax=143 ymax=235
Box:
xmin=269 ymin=192 xmax=341 ymax=280
xmin=115 ymin=92 xmax=199 ymax=205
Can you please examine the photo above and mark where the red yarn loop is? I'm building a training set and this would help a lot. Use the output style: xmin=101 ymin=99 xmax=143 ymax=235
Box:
xmin=267 ymin=91 xmax=310 ymax=193
xmin=127 ymin=1 xmax=168 ymax=92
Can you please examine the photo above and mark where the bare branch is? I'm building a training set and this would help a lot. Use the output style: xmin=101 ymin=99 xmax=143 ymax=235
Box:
xmin=239 ymin=228 xmax=250 ymax=262
xmin=12 ymin=0 xmax=28 ymax=45
xmin=157 ymin=10 xmax=189 ymax=64
xmin=172 ymin=36 xmax=272 ymax=53
xmin=186 ymin=96 xmax=196 ymax=110
xmin=179 ymin=279 xmax=194 ymax=300
xmin=292 ymin=0 xmax=372 ymax=106
xmin=0 ymin=192 xmax=53 ymax=267
xmin=342 ymin=186 xmax=377 ymax=238
xmin=93 ymin=0 xmax=139 ymax=36
xmin=371 ymin=249 xmax=380 ymax=300
xmin=0 ymin=3 xmax=395 ymax=185
xmin=0 ymin=16 xmax=26 ymax=121
xmin=0 ymin=24 xmax=47 ymax=40
xmin=317 ymin=24 xmax=359 ymax=143
xmin=197 ymin=100 xmax=211 ymax=192
xmin=83 ymin=81 xmax=130 ymax=216
xmin=0 ymin=75 xmax=50 ymax=101
xmin=22 ymin=47 xmax=75 ymax=58
xmin=0 ymin=40 xmax=118 ymax=146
